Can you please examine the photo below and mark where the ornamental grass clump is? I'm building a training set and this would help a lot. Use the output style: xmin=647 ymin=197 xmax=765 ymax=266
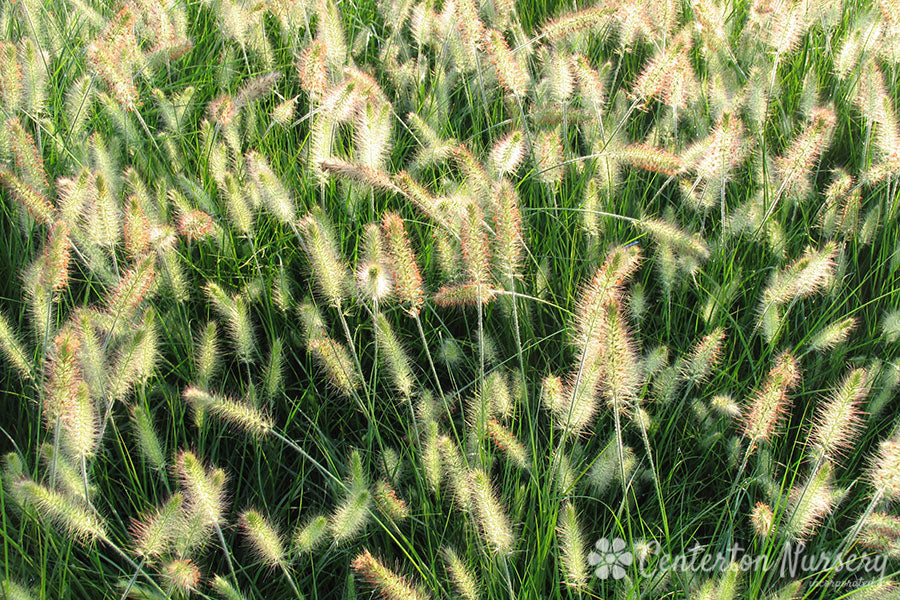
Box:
xmin=1 ymin=0 xmax=899 ymax=597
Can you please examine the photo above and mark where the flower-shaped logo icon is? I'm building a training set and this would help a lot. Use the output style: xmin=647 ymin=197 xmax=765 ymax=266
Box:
xmin=588 ymin=537 xmax=632 ymax=580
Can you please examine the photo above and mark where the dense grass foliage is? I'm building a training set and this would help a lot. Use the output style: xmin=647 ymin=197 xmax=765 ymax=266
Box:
xmin=1 ymin=0 xmax=900 ymax=598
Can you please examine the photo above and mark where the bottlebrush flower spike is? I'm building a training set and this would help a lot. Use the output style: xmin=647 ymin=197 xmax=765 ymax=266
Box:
xmin=869 ymin=439 xmax=900 ymax=501
xmin=469 ymin=468 xmax=514 ymax=554
xmin=319 ymin=158 xmax=400 ymax=193
xmin=86 ymin=172 xmax=121 ymax=249
xmin=810 ymin=368 xmax=867 ymax=459
xmin=0 ymin=42 xmax=23 ymax=112
xmin=354 ymin=101 xmax=393 ymax=170
xmin=330 ymin=487 xmax=372 ymax=544
xmin=460 ymin=202 xmax=492 ymax=286
xmin=382 ymin=212 xmax=425 ymax=315
xmin=247 ymin=151 xmax=296 ymax=225
xmin=61 ymin=381 xmax=98 ymax=461
xmin=558 ymin=366 xmax=602 ymax=436
xmin=490 ymin=131 xmax=527 ymax=178
xmin=774 ymin=107 xmax=837 ymax=198
xmin=540 ymin=6 xmax=613 ymax=42
xmin=761 ymin=242 xmax=838 ymax=306
xmin=808 ymin=317 xmax=856 ymax=352
xmin=352 ymin=549 xmax=430 ymax=600
xmin=357 ymin=261 xmax=393 ymax=304
xmin=297 ymin=39 xmax=328 ymax=101
xmin=487 ymin=420 xmax=529 ymax=469
xmin=0 ymin=310 xmax=33 ymax=381
xmin=374 ymin=480 xmax=409 ymax=522
xmin=858 ymin=512 xmax=900 ymax=555
xmin=1 ymin=580 xmax=35 ymax=600
xmin=163 ymin=559 xmax=202 ymax=593
xmin=294 ymin=514 xmax=329 ymax=553
xmin=640 ymin=218 xmax=709 ymax=261
xmin=44 ymin=327 xmax=82 ymax=425
xmin=785 ymin=462 xmax=836 ymax=540
xmin=15 ymin=479 xmax=107 ymax=543
xmin=7 ymin=117 xmax=48 ymax=192
xmin=436 ymin=434 xmax=471 ymax=509
xmin=682 ymin=113 xmax=747 ymax=181
xmin=131 ymin=404 xmax=166 ymax=472
xmin=441 ymin=547 xmax=479 ymax=600
xmin=490 ymin=179 xmax=523 ymax=282
xmin=183 ymin=387 xmax=273 ymax=438
xmin=176 ymin=208 xmax=215 ymax=242
xmin=308 ymin=335 xmax=361 ymax=396
xmin=750 ymin=502 xmax=774 ymax=538
xmin=85 ymin=7 xmax=142 ymax=111
xmin=574 ymin=244 xmax=641 ymax=352
xmin=433 ymin=283 xmax=497 ymax=307
xmin=681 ymin=327 xmax=726 ymax=385
xmin=240 ymin=509 xmax=287 ymax=568
xmin=533 ymin=128 xmax=564 ymax=186
xmin=597 ymin=300 xmax=641 ymax=412
xmin=393 ymin=171 xmax=459 ymax=233
xmin=123 ymin=196 xmax=151 ymax=257
xmin=0 ymin=168 xmax=55 ymax=225
xmin=741 ymin=352 xmax=800 ymax=443
xmin=631 ymin=31 xmax=696 ymax=109
xmin=208 ymin=95 xmax=235 ymax=127
xmin=483 ymin=29 xmax=529 ymax=99
xmin=614 ymin=144 xmax=684 ymax=176
xmin=131 ymin=493 xmax=183 ymax=558
xmin=38 ymin=444 xmax=91 ymax=503
xmin=558 ymin=500 xmax=588 ymax=589
xmin=175 ymin=450 xmax=228 ymax=527
xmin=298 ymin=209 xmax=349 ymax=309
xmin=374 ymin=314 xmax=414 ymax=397
xmin=106 ymin=255 xmax=156 ymax=322
xmin=194 ymin=321 xmax=221 ymax=389
xmin=571 ymin=54 xmax=607 ymax=114
xmin=750 ymin=0 xmax=810 ymax=56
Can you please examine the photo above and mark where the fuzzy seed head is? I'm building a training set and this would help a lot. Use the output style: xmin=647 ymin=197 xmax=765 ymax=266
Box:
xmin=490 ymin=131 xmax=526 ymax=177
xmin=762 ymin=242 xmax=838 ymax=306
xmin=374 ymin=480 xmax=409 ymax=522
xmin=175 ymin=450 xmax=227 ymax=527
xmin=810 ymin=368 xmax=867 ymax=459
xmin=0 ymin=310 xmax=33 ymax=381
xmin=441 ymin=547 xmax=479 ymax=600
xmin=870 ymin=439 xmax=900 ymax=500
xmin=130 ymin=493 xmax=183 ymax=558
xmin=307 ymin=336 xmax=361 ymax=396
xmin=469 ymin=468 xmax=514 ymax=555
xmin=163 ymin=559 xmax=202 ymax=593
xmin=182 ymin=387 xmax=272 ymax=437
xmin=374 ymin=314 xmax=414 ymax=397
xmin=357 ymin=261 xmax=394 ymax=303
xmin=240 ymin=509 xmax=286 ymax=568
xmin=17 ymin=479 xmax=106 ymax=543
xmin=382 ymin=212 xmax=424 ymax=314
xmin=487 ymin=420 xmax=529 ymax=469
xmin=809 ymin=317 xmax=857 ymax=352
xmin=742 ymin=352 xmax=800 ymax=443
xmin=682 ymin=327 xmax=726 ymax=385
xmin=352 ymin=549 xmax=431 ymax=600
xmin=298 ymin=210 xmax=349 ymax=309
xmin=750 ymin=502 xmax=774 ymax=538
xmin=558 ymin=500 xmax=588 ymax=589
xmin=786 ymin=462 xmax=835 ymax=539
xmin=294 ymin=514 xmax=329 ymax=553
